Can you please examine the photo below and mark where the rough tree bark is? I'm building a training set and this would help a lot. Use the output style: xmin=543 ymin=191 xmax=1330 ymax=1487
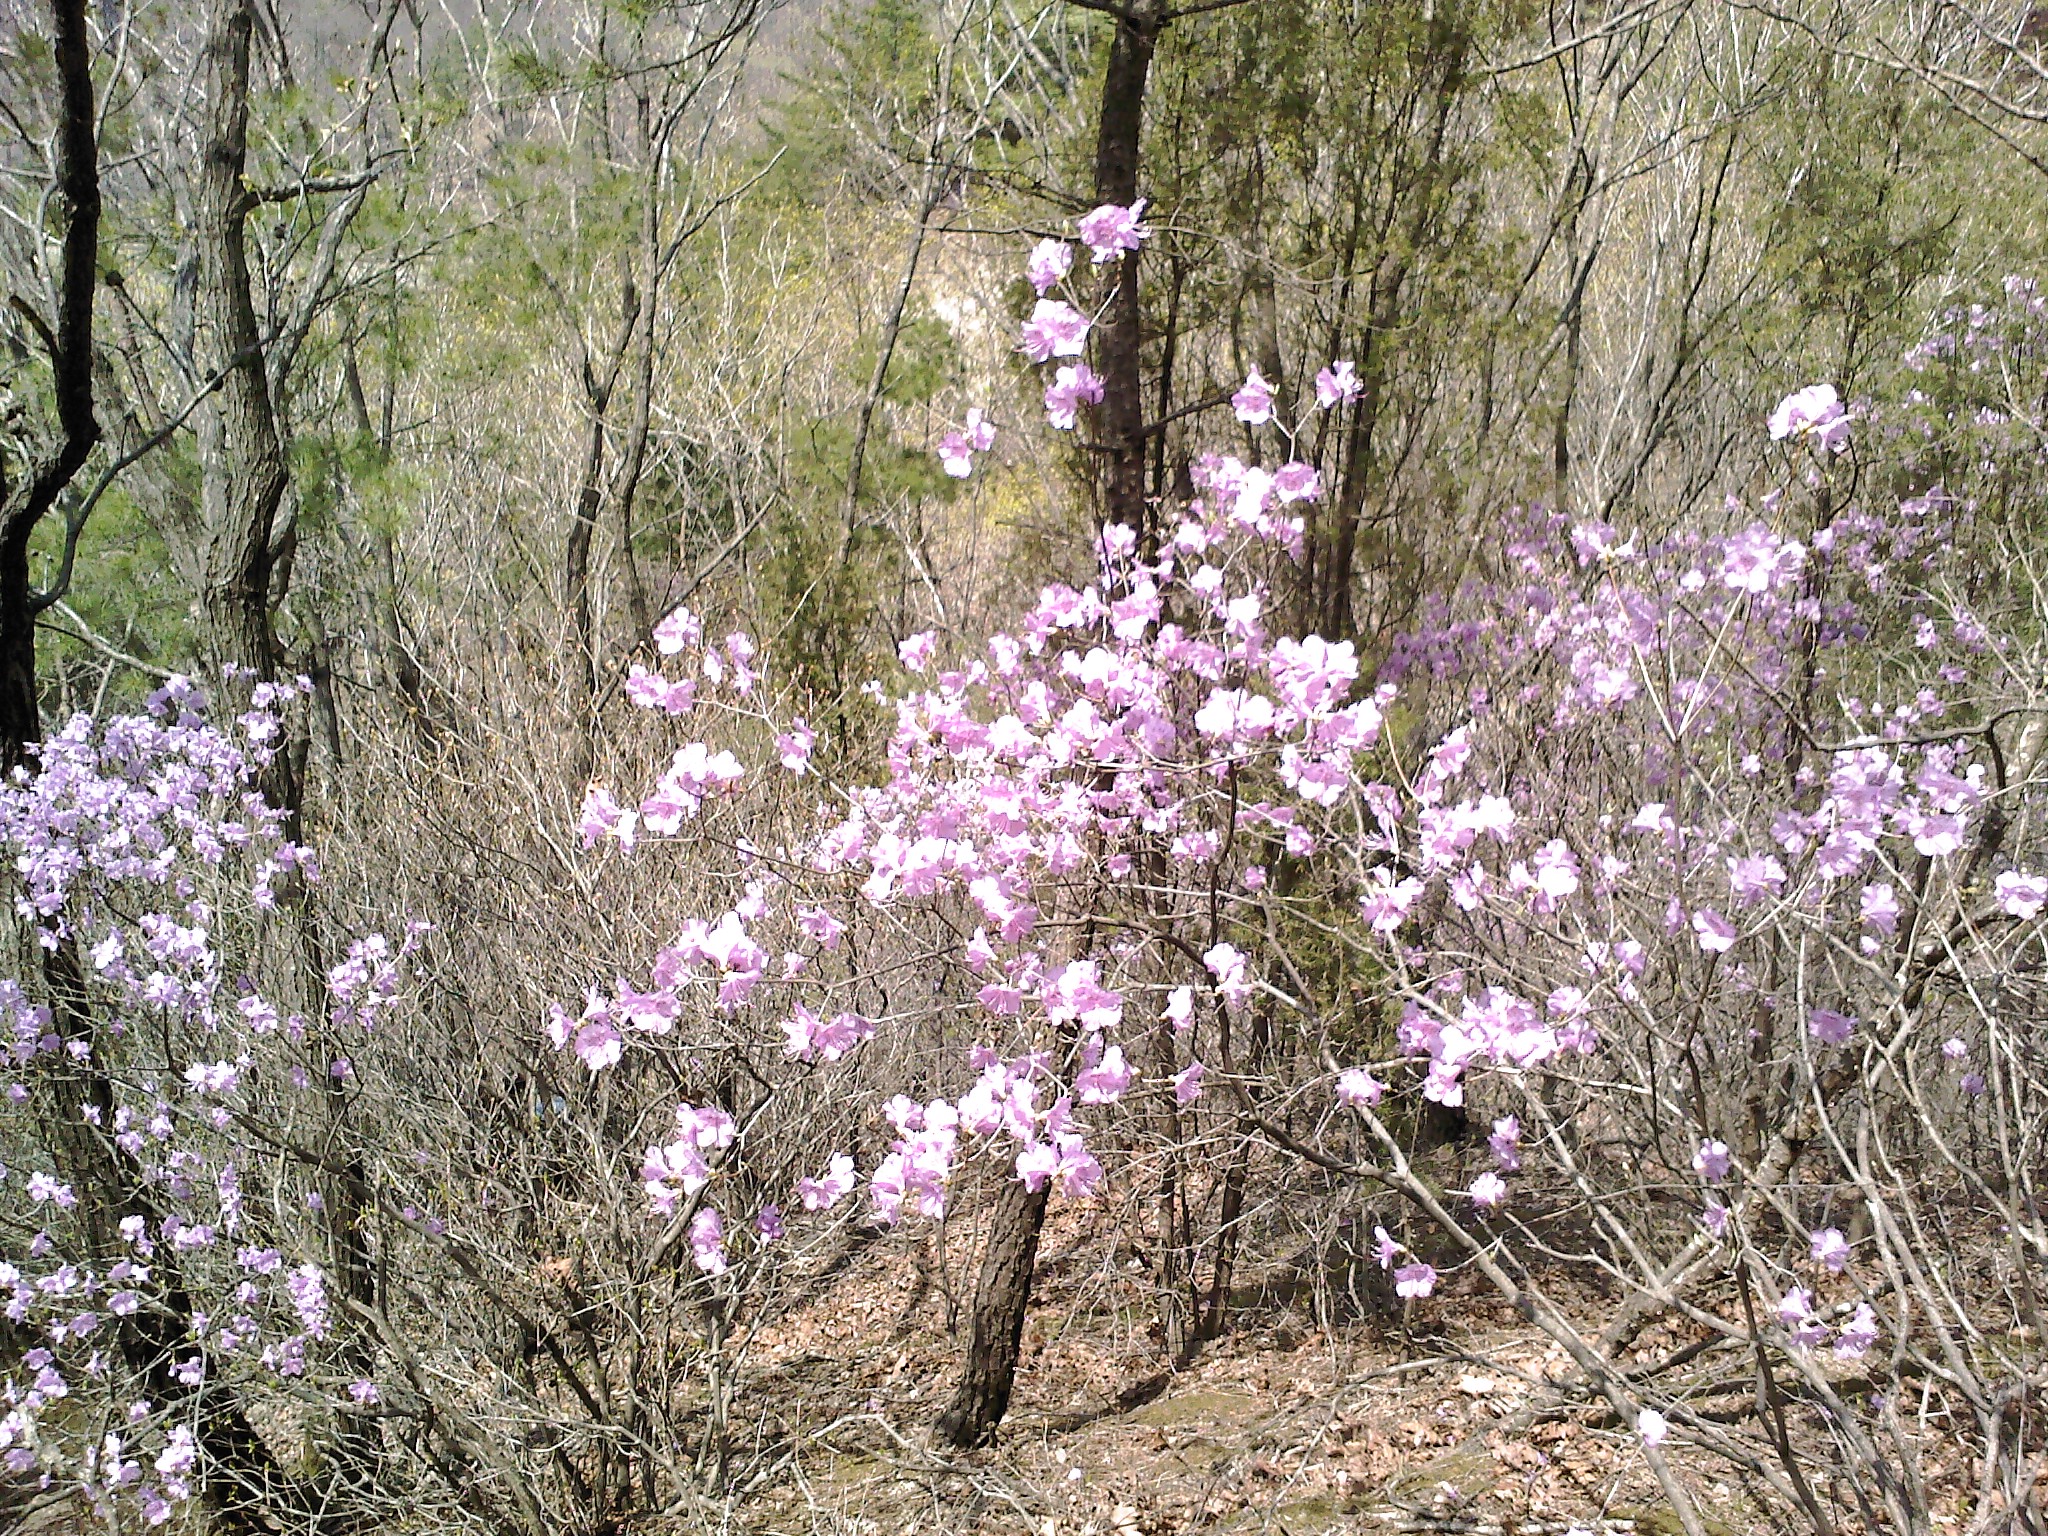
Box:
xmin=0 ymin=0 xmax=100 ymax=767
xmin=933 ymin=1175 xmax=1054 ymax=1446
xmin=1088 ymin=0 xmax=1168 ymax=548
xmin=191 ymin=0 xmax=291 ymax=691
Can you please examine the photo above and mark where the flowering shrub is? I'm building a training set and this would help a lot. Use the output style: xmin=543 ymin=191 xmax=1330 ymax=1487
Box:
xmin=6 ymin=205 xmax=2046 ymax=1534
xmin=557 ymin=213 xmax=2048 ymax=1525
xmin=0 ymin=680 xmax=428 ymax=1525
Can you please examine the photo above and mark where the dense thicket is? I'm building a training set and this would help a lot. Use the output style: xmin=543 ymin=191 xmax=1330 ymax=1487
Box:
xmin=1 ymin=1 xmax=2046 ymax=1533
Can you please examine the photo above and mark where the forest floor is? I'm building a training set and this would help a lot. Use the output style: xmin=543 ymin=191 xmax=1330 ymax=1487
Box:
xmin=739 ymin=1206 xmax=1790 ymax=1536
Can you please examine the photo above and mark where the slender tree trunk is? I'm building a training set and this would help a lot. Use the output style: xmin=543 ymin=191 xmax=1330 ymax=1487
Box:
xmin=0 ymin=0 xmax=100 ymax=767
xmin=1089 ymin=0 xmax=1166 ymax=547
xmin=193 ymin=0 xmax=289 ymax=689
xmin=566 ymin=280 xmax=638 ymax=725
xmin=1151 ymin=1011 xmax=1192 ymax=1360
xmin=934 ymin=1175 xmax=1053 ymax=1447
xmin=344 ymin=343 xmax=425 ymax=710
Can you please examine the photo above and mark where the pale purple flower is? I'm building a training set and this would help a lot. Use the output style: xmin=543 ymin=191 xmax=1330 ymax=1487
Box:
xmin=1335 ymin=1067 xmax=1383 ymax=1108
xmin=688 ymin=1209 xmax=726 ymax=1276
xmin=1077 ymin=199 xmax=1148 ymax=262
xmin=26 ymin=1173 xmax=75 ymax=1207
xmin=1232 ymin=369 xmax=1276 ymax=425
xmin=1775 ymin=1284 xmax=1815 ymax=1330
xmin=937 ymin=432 xmax=975 ymax=477
xmin=1271 ymin=461 xmax=1322 ymax=502
xmin=1394 ymin=1262 xmax=1436 ymax=1299
xmin=1203 ymin=942 xmax=1251 ymax=1010
xmin=1809 ymin=1008 xmax=1856 ymax=1047
xmin=776 ymin=719 xmax=815 ymax=774
xmin=798 ymin=1153 xmax=857 ymax=1212
xmin=1489 ymin=1116 xmax=1522 ymax=1172
xmin=1996 ymin=870 xmax=2047 ymax=919
xmin=1315 ymin=359 xmax=1361 ymax=407
xmin=1636 ymin=1408 xmax=1670 ymax=1446
xmin=1834 ymin=1302 xmax=1879 ymax=1359
xmin=1172 ymin=1060 xmax=1205 ymax=1103
xmin=1719 ymin=525 xmax=1806 ymax=595
xmin=1469 ymin=1171 xmax=1507 ymax=1207
xmin=755 ymin=1204 xmax=784 ymax=1241
xmin=1372 ymin=1225 xmax=1401 ymax=1268
xmin=1043 ymin=362 xmax=1104 ymax=429
xmin=1074 ymin=1044 xmax=1133 ymax=1104
xmin=1860 ymin=883 xmax=1900 ymax=935
xmin=1692 ymin=1139 xmax=1732 ymax=1183
xmin=1027 ymin=238 xmax=1073 ymax=294
xmin=965 ymin=407 xmax=995 ymax=453
xmin=652 ymin=606 xmax=701 ymax=655
xmin=1018 ymin=300 xmax=1090 ymax=362
xmin=1768 ymin=383 xmax=1850 ymax=451
xmin=1692 ymin=908 xmax=1737 ymax=953
xmin=1810 ymin=1227 xmax=1850 ymax=1273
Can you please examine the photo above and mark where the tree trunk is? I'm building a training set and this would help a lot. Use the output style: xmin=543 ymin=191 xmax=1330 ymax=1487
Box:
xmin=0 ymin=0 xmax=100 ymax=768
xmin=934 ymin=1174 xmax=1052 ymax=1447
xmin=1089 ymin=1 xmax=1165 ymax=546
xmin=192 ymin=0 xmax=290 ymax=689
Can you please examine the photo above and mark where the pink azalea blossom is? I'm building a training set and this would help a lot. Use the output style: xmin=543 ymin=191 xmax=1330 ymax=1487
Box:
xmin=1768 ymin=383 xmax=1850 ymax=451
xmin=1861 ymin=883 xmax=1900 ymax=934
xmin=797 ymin=1153 xmax=857 ymax=1212
xmin=1692 ymin=908 xmax=1737 ymax=953
xmin=1044 ymin=363 xmax=1104 ymax=429
xmin=1489 ymin=1116 xmax=1522 ymax=1171
xmin=1810 ymin=1227 xmax=1850 ymax=1273
xmin=1394 ymin=1262 xmax=1436 ymax=1299
xmin=1074 ymin=1044 xmax=1133 ymax=1104
xmin=1315 ymin=359 xmax=1361 ymax=407
xmin=1232 ymin=369 xmax=1276 ymax=425
xmin=652 ymin=606 xmax=701 ymax=654
xmin=688 ymin=1209 xmax=726 ymax=1276
xmin=1373 ymin=1226 xmax=1402 ymax=1268
xmin=1019 ymin=300 xmax=1090 ymax=362
xmin=1077 ymin=199 xmax=1148 ymax=262
xmin=1996 ymin=870 xmax=2047 ymax=918
xmin=1335 ymin=1067 xmax=1383 ymax=1108
xmin=1719 ymin=525 xmax=1806 ymax=594
xmin=776 ymin=719 xmax=815 ymax=773
xmin=1027 ymin=238 xmax=1073 ymax=294
xmin=965 ymin=407 xmax=996 ymax=453
xmin=1203 ymin=942 xmax=1251 ymax=1010
xmin=937 ymin=432 xmax=975 ymax=477
xmin=1834 ymin=1302 xmax=1879 ymax=1359
xmin=1636 ymin=1408 xmax=1670 ymax=1446
xmin=1809 ymin=1008 xmax=1856 ymax=1047
xmin=1693 ymin=1139 xmax=1732 ymax=1183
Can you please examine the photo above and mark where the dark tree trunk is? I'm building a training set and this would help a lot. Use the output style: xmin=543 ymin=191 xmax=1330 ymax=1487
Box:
xmin=193 ymin=0 xmax=290 ymax=689
xmin=0 ymin=0 xmax=101 ymax=768
xmin=934 ymin=1175 xmax=1052 ymax=1447
xmin=1089 ymin=1 xmax=1165 ymax=547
